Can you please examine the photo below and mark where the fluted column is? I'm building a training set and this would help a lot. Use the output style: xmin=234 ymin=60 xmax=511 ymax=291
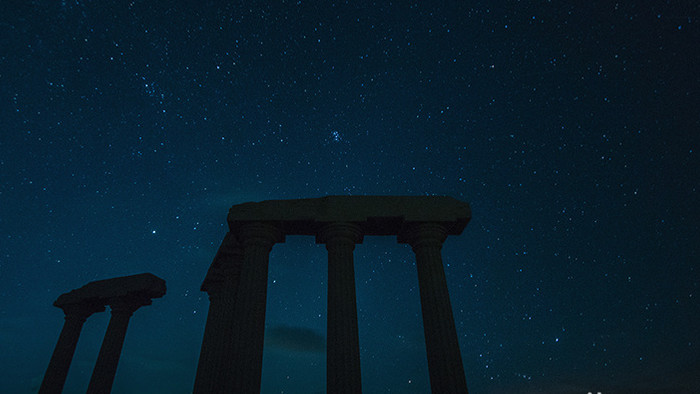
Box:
xmin=228 ymin=222 xmax=282 ymax=393
xmin=401 ymin=223 xmax=468 ymax=394
xmin=317 ymin=222 xmax=363 ymax=394
xmin=86 ymin=297 xmax=149 ymax=394
xmin=194 ymin=233 xmax=243 ymax=394
xmin=39 ymin=302 xmax=105 ymax=394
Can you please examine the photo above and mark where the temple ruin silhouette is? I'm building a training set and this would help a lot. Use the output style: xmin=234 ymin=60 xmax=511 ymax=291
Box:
xmin=40 ymin=195 xmax=471 ymax=393
xmin=39 ymin=273 xmax=166 ymax=394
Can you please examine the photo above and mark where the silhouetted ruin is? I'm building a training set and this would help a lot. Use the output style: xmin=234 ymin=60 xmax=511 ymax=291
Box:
xmin=195 ymin=196 xmax=471 ymax=393
xmin=39 ymin=273 xmax=166 ymax=394
xmin=39 ymin=196 xmax=471 ymax=393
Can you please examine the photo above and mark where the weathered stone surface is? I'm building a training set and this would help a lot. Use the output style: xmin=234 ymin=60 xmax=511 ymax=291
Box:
xmin=228 ymin=195 xmax=471 ymax=236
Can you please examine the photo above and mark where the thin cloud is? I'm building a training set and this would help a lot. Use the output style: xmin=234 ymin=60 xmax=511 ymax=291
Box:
xmin=265 ymin=325 xmax=326 ymax=354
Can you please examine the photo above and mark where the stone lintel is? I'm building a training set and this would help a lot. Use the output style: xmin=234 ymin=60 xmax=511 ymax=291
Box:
xmin=227 ymin=195 xmax=471 ymax=237
xmin=54 ymin=273 xmax=166 ymax=308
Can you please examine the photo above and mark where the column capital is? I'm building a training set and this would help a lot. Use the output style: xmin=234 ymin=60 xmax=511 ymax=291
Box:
xmin=316 ymin=222 xmax=363 ymax=245
xmin=236 ymin=222 xmax=284 ymax=250
xmin=59 ymin=301 xmax=106 ymax=322
xmin=398 ymin=222 xmax=448 ymax=248
xmin=107 ymin=295 xmax=152 ymax=317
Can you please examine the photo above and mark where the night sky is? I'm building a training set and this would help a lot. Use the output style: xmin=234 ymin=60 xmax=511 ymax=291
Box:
xmin=1 ymin=1 xmax=699 ymax=393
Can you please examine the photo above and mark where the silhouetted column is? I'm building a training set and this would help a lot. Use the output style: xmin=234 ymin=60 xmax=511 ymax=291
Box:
xmin=39 ymin=302 xmax=105 ymax=394
xmin=228 ymin=222 xmax=282 ymax=393
xmin=318 ymin=223 xmax=363 ymax=394
xmin=402 ymin=223 xmax=468 ymax=394
xmin=86 ymin=297 xmax=150 ymax=394
xmin=194 ymin=233 xmax=243 ymax=394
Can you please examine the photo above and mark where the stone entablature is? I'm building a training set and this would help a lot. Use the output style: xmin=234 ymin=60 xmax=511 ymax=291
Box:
xmin=226 ymin=195 xmax=470 ymax=236
xmin=54 ymin=273 xmax=166 ymax=307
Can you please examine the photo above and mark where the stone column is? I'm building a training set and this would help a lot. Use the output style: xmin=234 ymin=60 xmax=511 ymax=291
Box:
xmin=401 ymin=223 xmax=468 ymax=394
xmin=193 ymin=233 xmax=243 ymax=394
xmin=39 ymin=302 xmax=105 ymax=394
xmin=86 ymin=296 xmax=149 ymax=394
xmin=317 ymin=222 xmax=363 ymax=393
xmin=228 ymin=222 xmax=282 ymax=393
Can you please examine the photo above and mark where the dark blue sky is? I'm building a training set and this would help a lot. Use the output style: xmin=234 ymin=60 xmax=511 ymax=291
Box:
xmin=1 ymin=1 xmax=698 ymax=393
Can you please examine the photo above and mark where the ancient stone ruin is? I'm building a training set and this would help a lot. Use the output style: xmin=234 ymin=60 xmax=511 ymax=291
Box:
xmin=40 ymin=196 xmax=471 ymax=393
xmin=195 ymin=196 xmax=471 ymax=393
xmin=39 ymin=273 xmax=166 ymax=394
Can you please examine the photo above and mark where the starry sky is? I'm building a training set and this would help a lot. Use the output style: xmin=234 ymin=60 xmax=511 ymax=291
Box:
xmin=1 ymin=1 xmax=698 ymax=393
